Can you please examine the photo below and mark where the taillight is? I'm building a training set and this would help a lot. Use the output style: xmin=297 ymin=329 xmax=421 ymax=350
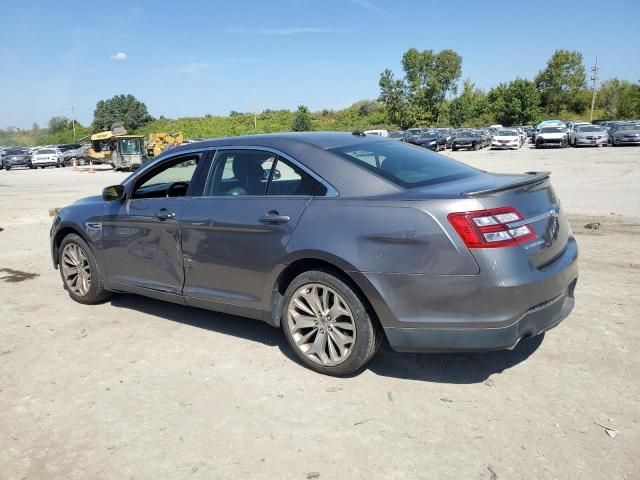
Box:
xmin=448 ymin=207 xmax=536 ymax=248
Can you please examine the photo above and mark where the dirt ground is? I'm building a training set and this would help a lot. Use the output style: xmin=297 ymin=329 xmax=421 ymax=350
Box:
xmin=0 ymin=144 xmax=638 ymax=479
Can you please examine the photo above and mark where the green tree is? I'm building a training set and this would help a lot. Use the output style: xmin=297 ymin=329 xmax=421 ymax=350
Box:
xmin=401 ymin=48 xmax=462 ymax=123
xmin=292 ymin=105 xmax=312 ymax=131
xmin=598 ymin=79 xmax=640 ymax=119
xmin=48 ymin=116 xmax=70 ymax=133
xmin=378 ymin=69 xmax=409 ymax=128
xmin=379 ymin=48 xmax=462 ymax=127
xmin=448 ymin=79 xmax=490 ymax=127
xmin=535 ymin=50 xmax=586 ymax=115
xmin=92 ymin=94 xmax=153 ymax=132
xmin=489 ymin=78 xmax=541 ymax=125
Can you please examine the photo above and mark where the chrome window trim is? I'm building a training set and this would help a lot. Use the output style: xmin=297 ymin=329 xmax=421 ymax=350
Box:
xmin=202 ymin=145 xmax=338 ymax=198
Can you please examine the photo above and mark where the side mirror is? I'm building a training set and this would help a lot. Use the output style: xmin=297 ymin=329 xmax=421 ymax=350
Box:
xmin=102 ymin=184 xmax=126 ymax=201
xmin=272 ymin=169 xmax=282 ymax=180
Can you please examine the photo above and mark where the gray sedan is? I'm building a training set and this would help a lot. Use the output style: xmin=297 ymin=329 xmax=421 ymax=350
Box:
xmin=49 ymin=132 xmax=578 ymax=375
xmin=572 ymin=125 xmax=608 ymax=146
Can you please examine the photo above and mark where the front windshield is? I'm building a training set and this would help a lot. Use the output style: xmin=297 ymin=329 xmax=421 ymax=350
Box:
xmin=457 ymin=130 xmax=477 ymax=137
xmin=419 ymin=133 xmax=437 ymax=139
xmin=118 ymin=138 xmax=142 ymax=155
xmin=497 ymin=130 xmax=517 ymax=136
xmin=577 ymin=126 xmax=604 ymax=133
xmin=5 ymin=148 xmax=27 ymax=155
xmin=619 ymin=124 xmax=640 ymax=131
xmin=389 ymin=131 xmax=404 ymax=139
xmin=540 ymin=127 xmax=565 ymax=133
xmin=37 ymin=149 xmax=55 ymax=154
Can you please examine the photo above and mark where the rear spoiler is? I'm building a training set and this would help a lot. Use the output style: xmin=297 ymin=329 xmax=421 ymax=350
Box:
xmin=463 ymin=171 xmax=551 ymax=197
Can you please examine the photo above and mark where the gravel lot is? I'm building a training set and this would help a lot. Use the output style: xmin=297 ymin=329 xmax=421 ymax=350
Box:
xmin=1 ymin=144 xmax=638 ymax=479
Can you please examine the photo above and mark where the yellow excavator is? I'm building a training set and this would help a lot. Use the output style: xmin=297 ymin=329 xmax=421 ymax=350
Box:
xmin=146 ymin=132 xmax=184 ymax=158
xmin=87 ymin=123 xmax=145 ymax=170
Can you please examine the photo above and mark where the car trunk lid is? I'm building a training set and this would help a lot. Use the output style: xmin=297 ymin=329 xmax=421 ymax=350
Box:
xmin=464 ymin=172 xmax=569 ymax=268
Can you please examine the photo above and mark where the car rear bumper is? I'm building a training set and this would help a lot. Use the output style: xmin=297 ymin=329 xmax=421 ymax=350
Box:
xmin=366 ymin=236 xmax=578 ymax=352
xmin=384 ymin=278 xmax=576 ymax=352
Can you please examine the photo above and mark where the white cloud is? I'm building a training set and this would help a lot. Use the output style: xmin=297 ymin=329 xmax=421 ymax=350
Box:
xmin=350 ymin=0 xmax=385 ymax=13
xmin=226 ymin=27 xmax=348 ymax=35
xmin=110 ymin=52 xmax=127 ymax=61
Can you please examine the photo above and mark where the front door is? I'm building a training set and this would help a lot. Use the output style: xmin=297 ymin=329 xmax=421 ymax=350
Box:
xmin=102 ymin=152 xmax=207 ymax=294
xmin=180 ymin=149 xmax=322 ymax=310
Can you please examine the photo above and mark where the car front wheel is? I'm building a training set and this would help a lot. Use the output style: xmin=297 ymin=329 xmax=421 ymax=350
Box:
xmin=282 ymin=269 xmax=383 ymax=376
xmin=58 ymin=234 xmax=111 ymax=304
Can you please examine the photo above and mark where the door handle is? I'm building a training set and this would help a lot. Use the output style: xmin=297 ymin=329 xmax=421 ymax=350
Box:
xmin=259 ymin=210 xmax=290 ymax=225
xmin=155 ymin=208 xmax=176 ymax=220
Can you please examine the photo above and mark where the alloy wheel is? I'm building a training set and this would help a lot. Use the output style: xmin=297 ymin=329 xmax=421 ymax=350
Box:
xmin=61 ymin=243 xmax=91 ymax=296
xmin=287 ymin=283 xmax=356 ymax=366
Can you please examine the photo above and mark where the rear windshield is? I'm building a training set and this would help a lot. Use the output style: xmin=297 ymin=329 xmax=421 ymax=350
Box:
xmin=329 ymin=140 xmax=478 ymax=188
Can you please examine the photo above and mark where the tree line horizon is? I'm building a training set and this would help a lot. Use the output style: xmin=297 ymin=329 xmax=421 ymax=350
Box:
xmin=2 ymin=48 xmax=638 ymax=146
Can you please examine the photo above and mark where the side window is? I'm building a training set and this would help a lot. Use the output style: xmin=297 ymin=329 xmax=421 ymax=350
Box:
xmin=132 ymin=154 xmax=200 ymax=199
xmin=267 ymin=157 xmax=325 ymax=196
xmin=207 ymin=150 xmax=276 ymax=196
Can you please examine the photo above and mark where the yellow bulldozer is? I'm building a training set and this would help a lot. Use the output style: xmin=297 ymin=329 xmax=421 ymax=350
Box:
xmin=146 ymin=132 xmax=184 ymax=158
xmin=87 ymin=123 xmax=145 ymax=170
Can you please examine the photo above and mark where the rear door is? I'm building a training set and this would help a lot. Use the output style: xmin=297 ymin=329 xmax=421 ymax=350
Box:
xmin=180 ymin=148 xmax=325 ymax=310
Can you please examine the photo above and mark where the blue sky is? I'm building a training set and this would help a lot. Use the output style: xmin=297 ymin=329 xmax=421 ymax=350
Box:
xmin=1 ymin=0 xmax=639 ymax=129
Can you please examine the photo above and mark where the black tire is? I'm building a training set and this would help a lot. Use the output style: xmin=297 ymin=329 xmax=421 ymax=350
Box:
xmin=451 ymin=146 xmax=457 ymax=151
xmin=535 ymin=141 xmax=541 ymax=149
xmin=58 ymin=233 xmax=111 ymax=305
xmin=473 ymin=142 xmax=479 ymax=151
xmin=4 ymin=165 xmax=10 ymax=171
xmin=29 ymin=164 xmax=34 ymax=169
xmin=281 ymin=269 xmax=383 ymax=376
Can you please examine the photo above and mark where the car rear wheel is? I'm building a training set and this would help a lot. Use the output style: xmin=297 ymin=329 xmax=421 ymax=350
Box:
xmin=282 ymin=269 xmax=383 ymax=376
xmin=58 ymin=234 xmax=111 ymax=305
xmin=473 ymin=142 xmax=479 ymax=151
xmin=4 ymin=165 xmax=10 ymax=171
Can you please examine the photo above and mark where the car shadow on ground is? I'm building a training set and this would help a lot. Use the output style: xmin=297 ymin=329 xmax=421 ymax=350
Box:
xmin=110 ymin=293 xmax=543 ymax=384
xmin=367 ymin=335 xmax=543 ymax=384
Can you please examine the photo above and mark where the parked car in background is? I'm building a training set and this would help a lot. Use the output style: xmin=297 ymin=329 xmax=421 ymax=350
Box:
xmin=50 ymin=132 xmax=578 ymax=375
xmin=32 ymin=148 xmax=63 ymax=168
xmin=62 ymin=145 xmax=90 ymax=166
xmin=478 ymin=129 xmax=492 ymax=148
xmin=535 ymin=126 xmax=568 ymax=148
xmin=363 ymin=129 xmax=388 ymax=137
xmin=491 ymin=129 xmax=521 ymax=150
xmin=411 ymin=131 xmax=447 ymax=151
xmin=611 ymin=123 xmax=640 ymax=146
xmin=56 ymin=144 xmax=81 ymax=167
xmin=567 ymin=122 xmax=591 ymax=145
xmin=1 ymin=147 xmax=32 ymax=170
xmin=436 ymin=128 xmax=454 ymax=148
xmin=451 ymin=130 xmax=484 ymax=151
xmin=572 ymin=125 xmax=608 ymax=147
xmin=388 ymin=131 xmax=410 ymax=142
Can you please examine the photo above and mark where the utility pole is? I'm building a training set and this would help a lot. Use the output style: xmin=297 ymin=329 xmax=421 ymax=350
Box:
xmin=71 ymin=106 xmax=77 ymax=140
xmin=589 ymin=56 xmax=599 ymax=123
xmin=252 ymin=88 xmax=257 ymax=131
